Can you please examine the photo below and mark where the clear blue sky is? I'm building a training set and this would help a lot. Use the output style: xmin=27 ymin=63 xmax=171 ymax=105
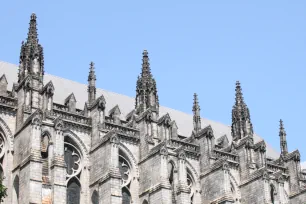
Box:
xmin=0 ymin=1 xmax=305 ymax=162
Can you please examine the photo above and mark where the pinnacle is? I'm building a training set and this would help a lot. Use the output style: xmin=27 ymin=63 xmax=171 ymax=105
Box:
xmin=143 ymin=50 xmax=148 ymax=57
xmin=88 ymin=61 xmax=96 ymax=81
xmin=141 ymin=49 xmax=152 ymax=79
xmin=279 ymin=119 xmax=286 ymax=135
xmin=90 ymin=61 xmax=95 ymax=71
xmin=235 ymin=80 xmax=244 ymax=105
xmin=31 ymin=13 xmax=37 ymax=20
xmin=27 ymin=13 xmax=38 ymax=45
xmin=193 ymin=93 xmax=200 ymax=112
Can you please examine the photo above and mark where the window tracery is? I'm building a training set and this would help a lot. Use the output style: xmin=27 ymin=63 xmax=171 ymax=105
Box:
xmin=64 ymin=137 xmax=82 ymax=204
xmin=119 ymin=151 xmax=132 ymax=204
xmin=0 ymin=134 xmax=5 ymax=180
xmin=187 ymin=169 xmax=195 ymax=204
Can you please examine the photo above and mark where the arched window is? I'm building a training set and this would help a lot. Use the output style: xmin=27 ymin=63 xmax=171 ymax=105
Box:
xmin=67 ymin=177 xmax=81 ymax=204
xmin=13 ymin=176 xmax=19 ymax=203
xmin=91 ymin=190 xmax=99 ymax=204
xmin=65 ymin=137 xmax=82 ymax=204
xmin=142 ymin=199 xmax=149 ymax=204
xmin=41 ymin=132 xmax=50 ymax=177
xmin=187 ymin=168 xmax=195 ymax=204
xmin=122 ymin=187 xmax=131 ymax=204
xmin=270 ymin=185 xmax=275 ymax=204
xmin=119 ymin=150 xmax=132 ymax=204
xmin=0 ymin=133 xmax=5 ymax=180
xmin=168 ymin=162 xmax=175 ymax=186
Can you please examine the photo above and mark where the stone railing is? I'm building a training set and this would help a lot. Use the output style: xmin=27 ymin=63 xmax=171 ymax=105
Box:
xmin=53 ymin=103 xmax=83 ymax=115
xmin=266 ymin=162 xmax=287 ymax=173
xmin=213 ymin=149 xmax=239 ymax=162
xmin=104 ymin=121 xmax=139 ymax=137
xmin=51 ymin=109 xmax=91 ymax=125
xmin=0 ymin=95 xmax=17 ymax=107
xmin=169 ymin=138 xmax=200 ymax=152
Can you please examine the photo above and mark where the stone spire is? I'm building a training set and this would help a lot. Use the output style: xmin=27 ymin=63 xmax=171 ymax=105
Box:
xmin=27 ymin=13 xmax=38 ymax=46
xmin=135 ymin=50 xmax=159 ymax=114
xmin=231 ymin=81 xmax=253 ymax=141
xmin=279 ymin=119 xmax=288 ymax=155
xmin=192 ymin=93 xmax=201 ymax=133
xmin=88 ymin=61 xmax=96 ymax=105
xmin=18 ymin=13 xmax=44 ymax=83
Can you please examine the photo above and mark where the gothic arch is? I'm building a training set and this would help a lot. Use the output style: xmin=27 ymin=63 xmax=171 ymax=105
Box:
xmin=13 ymin=175 xmax=20 ymax=203
xmin=63 ymin=130 xmax=89 ymax=164
xmin=118 ymin=142 xmax=139 ymax=177
xmin=0 ymin=116 xmax=13 ymax=151
xmin=91 ymin=190 xmax=99 ymax=204
xmin=228 ymin=171 xmax=241 ymax=201
xmin=185 ymin=160 xmax=200 ymax=183
xmin=168 ymin=159 xmax=177 ymax=170
xmin=41 ymin=129 xmax=52 ymax=141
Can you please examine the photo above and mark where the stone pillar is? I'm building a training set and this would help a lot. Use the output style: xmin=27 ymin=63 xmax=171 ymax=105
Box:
xmin=176 ymin=151 xmax=190 ymax=204
xmin=99 ymin=135 xmax=122 ymax=204
xmin=29 ymin=113 xmax=43 ymax=203
xmin=278 ymin=179 xmax=285 ymax=204
xmin=51 ymin=119 xmax=67 ymax=204
xmin=263 ymin=173 xmax=270 ymax=203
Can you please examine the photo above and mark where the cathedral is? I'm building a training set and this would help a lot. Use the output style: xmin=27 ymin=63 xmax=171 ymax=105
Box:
xmin=0 ymin=13 xmax=306 ymax=204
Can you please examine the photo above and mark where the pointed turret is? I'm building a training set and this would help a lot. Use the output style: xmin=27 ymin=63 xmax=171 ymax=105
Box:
xmin=0 ymin=74 xmax=8 ymax=96
xmin=18 ymin=13 xmax=44 ymax=83
xmin=88 ymin=61 xmax=96 ymax=105
xmin=192 ymin=93 xmax=201 ymax=133
xmin=27 ymin=13 xmax=38 ymax=46
xmin=279 ymin=119 xmax=288 ymax=155
xmin=231 ymin=81 xmax=253 ymax=141
xmin=135 ymin=50 xmax=159 ymax=114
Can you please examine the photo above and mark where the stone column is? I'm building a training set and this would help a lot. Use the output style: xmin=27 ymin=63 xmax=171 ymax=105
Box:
xmin=100 ymin=135 xmax=122 ymax=204
xmin=27 ymin=113 xmax=43 ymax=203
xmin=176 ymin=151 xmax=190 ymax=204
xmin=51 ymin=119 xmax=67 ymax=204
xmin=263 ymin=173 xmax=270 ymax=203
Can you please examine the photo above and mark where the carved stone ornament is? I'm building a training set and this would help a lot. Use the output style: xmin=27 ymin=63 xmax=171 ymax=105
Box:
xmin=263 ymin=172 xmax=270 ymax=180
xmin=178 ymin=150 xmax=186 ymax=160
xmin=31 ymin=110 xmax=43 ymax=126
xmin=160 ymin=144 xmax=168 ymax=156
xmin=54 ymin=117 xmax=65 ymax=131
xmin=145 ymin=111 xmax=153 ymax=122
xmin=97 ymin=96 xmax=106 ymax=110
xmin=110 ymin=134 xmax=119 ymax=144
xmin=25 ymin=76 xmax=32 ymax=90
xmin=260 ymin=143 xmax=266 ymax=152
xmin=278 ymin=176 xmax=285 ymax=184
xmin=46 ymin=85 xmax=54 ymax=96
xmin=222 ymin=162 xmax=229 ymax=170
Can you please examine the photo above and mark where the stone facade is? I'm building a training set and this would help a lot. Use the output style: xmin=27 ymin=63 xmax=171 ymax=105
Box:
xmin=0 ymin=13 xmax=305 ymax=204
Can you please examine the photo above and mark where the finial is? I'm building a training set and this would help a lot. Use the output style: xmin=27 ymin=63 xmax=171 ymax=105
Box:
xmin=31 ymin=13 xmax=37 ymax=20
xmin=88 ymin=61 xmax=96 ymax=81
xmin=192 ymin=93 xmax=201 ymax=133
xmin=141 ymin=49 xmax=151 ymax=78
xmin=143 ymin=50 xmax=148 ymax=57
xmin=279 ymin=119 xmax=288 ymax=155
xmin=90 ymin=61 xmax=95 ymax=71
xmin=279 ymin=119 xmax=286 ymax=135
xmin=235 ymin=80 xmax=244 ymax=105
xmin=193 ymin=93 xmax=200 ymax=112
xmin=27 ymin=13 xmax=38 ymax=45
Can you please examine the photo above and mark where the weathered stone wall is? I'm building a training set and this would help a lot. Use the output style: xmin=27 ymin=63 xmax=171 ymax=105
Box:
xmin=201 ymin=169 xmax=225 ymax=204
xmin=290 ymin=189 xmax=306 ymax=204
xmin=240 ymin=178 xmax=265 ymax=204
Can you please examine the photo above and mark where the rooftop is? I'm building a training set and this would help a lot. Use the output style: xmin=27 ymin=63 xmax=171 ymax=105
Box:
xmin=0 ymin=60 xmax=280 ymax=158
